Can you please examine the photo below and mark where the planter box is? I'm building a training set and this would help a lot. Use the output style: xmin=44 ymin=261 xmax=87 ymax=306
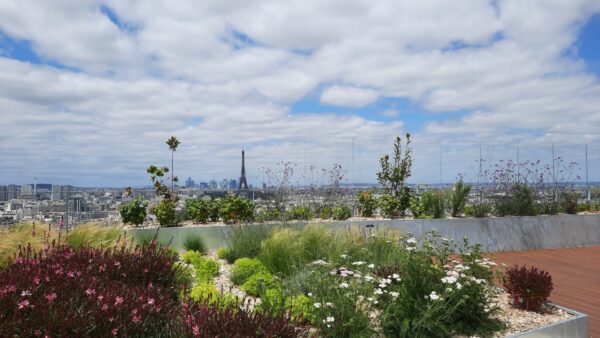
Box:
xmin=507 ymin=305 xmax=588 ymax=338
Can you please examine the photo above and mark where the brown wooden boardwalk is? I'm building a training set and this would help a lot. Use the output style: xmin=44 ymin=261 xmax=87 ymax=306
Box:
xmin=491 ymin=246 xmax=600 ymax=338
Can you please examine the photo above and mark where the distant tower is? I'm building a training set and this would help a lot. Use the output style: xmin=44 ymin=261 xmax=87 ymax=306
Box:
xmin=238 ymin=150 xmax=249 ymax=190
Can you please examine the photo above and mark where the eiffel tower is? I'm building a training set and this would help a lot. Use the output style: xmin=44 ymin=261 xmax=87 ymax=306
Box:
xmin=238 ymin=150 xmax=249 ymax=190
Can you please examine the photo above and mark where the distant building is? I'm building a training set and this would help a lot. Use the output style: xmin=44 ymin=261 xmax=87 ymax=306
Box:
xmin=199 ymin=182 xmax=208 ymax=189
xmin=229 ymin=179 xmax=238 ymax=189
xmin=0 ymin=185 xmax=7 ymax=201
xmin=51 ymin=185 xmax=62 ymax=201
xmin=185 ymin=177 xmax=195 ymax=188
xmin=7 ymin=185 xmax=19 ymax=200
xmin=209 ymin=180 xmax=218 ymax=189
xmin=220 ymin=179 xmax=229 ymax=190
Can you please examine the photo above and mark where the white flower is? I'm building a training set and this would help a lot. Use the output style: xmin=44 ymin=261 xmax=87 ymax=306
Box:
xmin=367 ymin=297 xmax=374 ymax=302
xmin=392 ymin=273 xmax=400 ymax=280
xmin=456 ymin=283 xmax=462 ymax=290
xmin=339 ymin=282 xmax=349 ymax=288
xmin=374 ymin=288 xmax=384 ymax=295
xmin=390 ymin=291 xmax=399 ymax=298
xmin=379 ymin=283 xmax=387 ymax=288
xmin=312 ymin=260 xmax=329 ymax=266
xmin=429 ymin=291 xmax=441 ymax=301
xmin=441 ymin=276 xmax=457 ymax=284
xmin=325 ymin=302 xmax=334 ymax=308
xmin=326 ymin=316 xmax=335 ymax=323
xmin=368 ymin=264 xmax=375 ymax=269
xmin=307 ymin=292 xmax=313 ymax=297
xmin=407 ymin=237 xmax=417 ymax=244
xmin=446 ymin=270 xmax=459 ymax=278
xmin=364 ymin=275 xmax=374 ymax=281
xmin=406 ymin=246 xmax=415 ymax=251
xmin=445 ymin=287 xmax=453 ymax=293
xmin=314 ymin=302 xmax=321 ymax=308
xmin=352 ymin=261 xmax=365 ymax=266
xmin=340 ymin=254 xmax=348 ymax=259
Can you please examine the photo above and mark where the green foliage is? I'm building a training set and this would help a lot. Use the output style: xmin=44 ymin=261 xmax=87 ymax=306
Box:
xmin=151 ymin=199 xmax=179 ymax=227
xmin=65 ymin=223 xmax=123 ymax=249
xmin=173 ymin=261 xmax=194 ymax=287
xmin=377 ymin=134 xmax=413 ymax=217
xmin=255 ymin=209 xmax=282 ymax=223
xmin=357 ymin=191 xmax=377 ymax=217
xmin=287 ymin=206 xmax=314 ymax=220
xmin=119 ymin=197 xmax=148 ymax=226
xmin=231 ymin=258 xmax=269 ymax=285
xmin=218 ymin=193 xmax=255 ymax=223
xmin=216 ymin=247 xmax=230 ymax=260
xmin=254 ymin=288 xmax=315 ymax=323
xmin=259 ymin=227 xmax=303 ymax=276
xmin=331 ymin=205 xmax=352 ymax=220
xmin=559 ymin=192 xmax=579 ymax=214
xmin=494 ymin=183 xmax=537 ymax=216
xmin=420 ymin=190 xmax=448 ymax=219
xmin=181 ymin=251 xmax=219 ymax=282
xmin=183 ymin=234 xmax=206 ymax=253
xmin=185 ymin=198 xmax=213 ymax=223
xmin=379 ymin=193 xmax=403 ymax=218
xmin=318 ymin=206 xmax=333 ymax=219
xmin=450 ymin=179 xmax=471 ymax=217
xmin=190 ymin=282 xmax=240 ymax=309
xmin=224 ymin=224 xmax=275 ymax=263
xmin=409 ymin=196 xmax=431 ymax=219
xmin=241 ymin=272 xmax=279 ymax=296
xmin=298 ymin=224 xmax=333 ymax=262
xmin=464 ymin=203 xmax=491 ymax=218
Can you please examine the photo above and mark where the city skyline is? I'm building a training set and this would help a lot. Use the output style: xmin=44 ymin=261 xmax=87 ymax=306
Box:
xmin=1 ymin=1 xmax=600 ymax=186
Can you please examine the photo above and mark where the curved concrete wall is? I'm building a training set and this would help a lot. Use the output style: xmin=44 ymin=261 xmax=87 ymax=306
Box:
xmin=128 ymin=214 xmax=600 ymax=252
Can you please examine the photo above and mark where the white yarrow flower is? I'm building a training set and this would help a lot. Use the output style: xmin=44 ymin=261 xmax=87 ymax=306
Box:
xmin=429 ymin=291 xmax=440 ymax=301
xmin=407 ymin=237 xmax=417 ymax=244
xmin=390 ymin=291 xmax=399 ymax=298
xmin=314 ymin=302 xmax=321 ymax=308
xmin=368 ymin=263 xmax=375 ymax=269
xmin=339 ymin=282 xmax=349 ymax=288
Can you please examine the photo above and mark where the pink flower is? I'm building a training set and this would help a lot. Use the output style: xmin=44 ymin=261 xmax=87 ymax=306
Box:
xmin=67 ymin=271 xmax=75 ymax=278
xmin=33 ymin=277 xmax=41 ymax=285
xmin=147 ymin=298 xmax=155 ymax=305
xmin=34 ymin=329 xmax=42 ymax=336
xmin=7 ymin=285 xmax=16 ymax=292
xmin=114 ymin=296 xmax=124 ymax=306
xmin=21 ymin=290 xmax=32 ymax=297
xmin=98 ymin=295 xmax=104 ymax=302
xmin=18 ymin=299 xmax=30 ymax=309
xmin=111 ymin=328 xmax=118 ymax=336
xmin=45 ymin=293 xmax=57 ymax=303
xmin=102 ymin=304 xmax=109 ymax=311
xmin=85 ymin=288 xmax=96 ymax=296
xmin=192 ymin=325 xmax=200 ymax=336
xmin=132 ymin=315 xmax=141 ymax=324
xmin=143 ymin=268 xmax=149 ymax=273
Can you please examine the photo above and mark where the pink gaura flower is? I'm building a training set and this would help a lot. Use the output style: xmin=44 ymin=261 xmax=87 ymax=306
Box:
xmin=34 ymin=329 xmax=42 ymax=336
xmin=111 ymin=328 xmax=118 ymax=336
xmin=147 ymin=298 xmax=155 ymax=305
xmin=102 ymin=304 xmax=109 ymax=311
xmin=192 ymin=325 xmax=200 ymax=336
xmin=18 ymin=299 xmax=30 ymax=309
xmin=114 ymin=296 xmax=124 ymax=306
xmin=132 ymin=315 xmax=141 ymax=324
xmin=85 ymin=288 xmax=96 ymax=296
xmin=45 ymin=293 xmax=57 ymax=303
xmin=33 ymin=277 xmax=41 ymax=285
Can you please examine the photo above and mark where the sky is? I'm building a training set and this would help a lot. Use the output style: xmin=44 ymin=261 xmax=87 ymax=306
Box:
xmin=1 ymin=0 xmax=600 ymax=187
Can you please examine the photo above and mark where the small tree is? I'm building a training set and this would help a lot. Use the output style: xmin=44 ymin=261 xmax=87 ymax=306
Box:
xmin=119 ymin=197 xmax=148 ymax=226
xmin=166 ymin=136 xmax=181 ymax=193
xmin=377 ymin=134 xmax=413 ymax=217
xmin=147 ymin=142 xmax=180 ymax=227
xmin=450 ymin=178 xmax=471 ymax=217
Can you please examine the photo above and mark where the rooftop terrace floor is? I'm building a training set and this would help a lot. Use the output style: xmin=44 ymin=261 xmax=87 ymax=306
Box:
xmin=493 ymin=246 xmax=600 ymax=337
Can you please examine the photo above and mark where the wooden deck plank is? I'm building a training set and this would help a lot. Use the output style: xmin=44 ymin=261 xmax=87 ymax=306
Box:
xmin=493 ymin=246 xmax=600 ymax=338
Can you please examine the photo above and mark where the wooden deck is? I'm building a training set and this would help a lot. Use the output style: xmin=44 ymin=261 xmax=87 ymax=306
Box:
xmin=492 ymin=246 xmax=600 ymax=338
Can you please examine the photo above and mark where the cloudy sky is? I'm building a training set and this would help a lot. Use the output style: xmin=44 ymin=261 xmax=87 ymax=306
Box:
xmin=1 ymin=0 xmax=599 ymax=187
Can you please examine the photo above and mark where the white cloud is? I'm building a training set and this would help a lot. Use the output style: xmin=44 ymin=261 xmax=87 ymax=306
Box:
xmin=0 ymin=0 xmax=600 ymax=185
xmin=320 ymin=86 xmax=379 ymax=107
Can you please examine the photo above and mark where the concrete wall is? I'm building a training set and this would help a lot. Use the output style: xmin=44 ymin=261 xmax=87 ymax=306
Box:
xmin=128 ymin=214 xmax=600 ymax=252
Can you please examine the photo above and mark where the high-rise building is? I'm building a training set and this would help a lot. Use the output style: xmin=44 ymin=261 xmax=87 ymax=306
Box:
xmin=0 ymin=185 xmax=7 ymax=201
xmin=229 ymin=179 xmax=238 ymax=189
xmin=7 ymin=185 xmax=19 ymax=200
xmin=186 ymin=177 xmax=195 ymax=188
xmin=51 ymin=185 xmax=62 ymax=201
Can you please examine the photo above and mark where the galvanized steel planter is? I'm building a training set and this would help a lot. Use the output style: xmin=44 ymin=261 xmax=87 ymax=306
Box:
xmin=507 ymin=305 xmax=588 ymax=338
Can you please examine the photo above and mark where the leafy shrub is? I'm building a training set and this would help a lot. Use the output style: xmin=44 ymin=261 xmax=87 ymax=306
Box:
xmin=379 ymin=193 xmax=403 ymax=218
xmin=420 ymin=190 xmax=448 ymax=218
xmin=494 ymin=183 xmax=537 ymax=216
xmin=0 ymin=242 xmax=184 ymax=337
xmin=450 ymin=179 xmax=471 ymax=217
xmin=287 ymin=206 xmax=314 ymax=220
xmin=119 ymin=197 xmax=148 ymax=226
xmin=256 ymin=288 xmax=315 ymax=322
xmin=298 ymin=224 xmax=332 ymax=262
xmin=151 ymin=199 xmax=179 ymax=227
xmin=255 ymin=209 xmax=282 ymax=223
xmin=242 ymin=272 xmax=279 ymax=296
xmin=464 ymin=203 xmax=491 ymax=218
xmin=194 ymin=258 xmax=220 ymax=283
xmin=181 ymin=250 xmax=203 ymax=264
xmin=216 ymin=247 xmax=230 ymax=260
xmin=409 ymin=196 xmax=431 ymax=219
xmin=181 ymin=298 xmax=302 ymax=337
xmin=537 ymin=200 xmax=559 ymax=215
xmin=318 ymin=207 xmax=333 ymax=219
xmin=219 ymin=193 xmax=255 ymax=223
xmin=183 ymin=234 xmax=206 ymax=253
xmin=331 ymin=205 xmax=352 ymax=220
xmin=357 ymin=191 xmax=377 ymax=217
xmin=259 ymin=228 xmax=303 ymax=276
xmin=503 ymin=265 xmax=553 ymax=312
xmin=185 ymin=198 xmax=213 ymax=223
xmin=560 ymin=192 xmax=579 ymax=214
xmin=231 ymin=258 xmax=269 ymax=285
xmin=189 ymin=282 xmax=239 ymax=309
xmin=224 ymin=224 xmax=275 ymax=263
